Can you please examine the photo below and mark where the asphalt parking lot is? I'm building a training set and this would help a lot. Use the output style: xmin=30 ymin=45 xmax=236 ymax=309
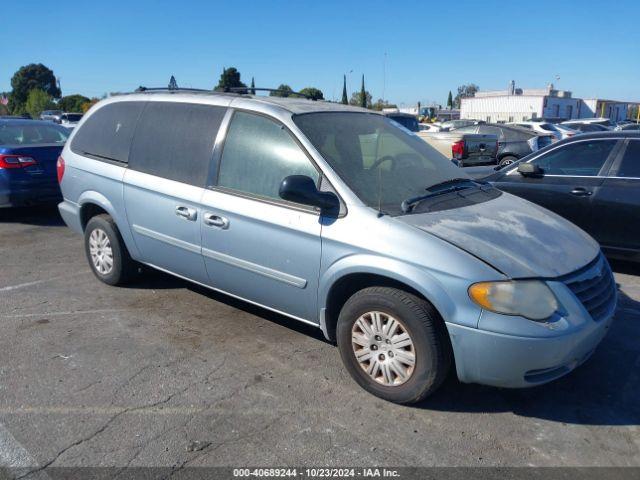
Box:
xmin=0 ymin=206 xmax=639 ymax=474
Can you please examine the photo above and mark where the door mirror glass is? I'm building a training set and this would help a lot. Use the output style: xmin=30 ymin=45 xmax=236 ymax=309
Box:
xmin=517 ymin=163 xmax=542 ymax=176
xmin=279 ymin=175 xmax=339 ymax=213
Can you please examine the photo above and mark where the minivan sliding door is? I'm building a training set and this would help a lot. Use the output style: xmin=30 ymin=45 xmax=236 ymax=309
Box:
xmin=123 ymin=101 xmax=227 ymax=283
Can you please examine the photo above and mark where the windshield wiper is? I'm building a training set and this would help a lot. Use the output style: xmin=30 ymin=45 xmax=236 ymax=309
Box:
xmin=400 ymin=178 xmax=489 ymax=213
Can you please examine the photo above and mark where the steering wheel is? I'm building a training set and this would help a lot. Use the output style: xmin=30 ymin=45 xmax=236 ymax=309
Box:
xmin=369 ymin=155 xmax=396 ymax=171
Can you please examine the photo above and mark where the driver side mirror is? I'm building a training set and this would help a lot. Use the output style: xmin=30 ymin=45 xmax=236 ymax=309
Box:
xmin=517 ymin=163 xmax=543 ymax=176
xmin=279 ymin=175 xmax=340 ymax=214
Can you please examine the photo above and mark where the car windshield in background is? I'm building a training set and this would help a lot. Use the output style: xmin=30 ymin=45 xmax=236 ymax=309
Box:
xmin=0 ymin=123 xmax=69 ymax=145
xmin=293 ymin=112 xmax=468 ymax=215
xmin=388 ymin=115 xmax=419 ymax=132
xmin=64 ymin=114 xmax=83 ymax=122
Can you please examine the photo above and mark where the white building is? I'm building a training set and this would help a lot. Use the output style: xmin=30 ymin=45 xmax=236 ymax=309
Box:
xmin=460 ymin=81 xmax=629 ymax=123
xmin=579 ymin=99 xmax=628 ymax=122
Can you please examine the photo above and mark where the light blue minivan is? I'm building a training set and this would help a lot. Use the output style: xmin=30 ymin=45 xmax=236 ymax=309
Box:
xmin=57 ymin=90 xmax=616 ymax=403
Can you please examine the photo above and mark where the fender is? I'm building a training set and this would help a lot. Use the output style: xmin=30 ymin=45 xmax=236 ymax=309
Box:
xmin=77 ymin=190 xmax=141 ymax=260
xmin=318 ymin=253 xmax=459 ymax=326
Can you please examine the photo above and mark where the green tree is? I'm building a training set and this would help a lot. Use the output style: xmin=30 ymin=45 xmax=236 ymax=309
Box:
xmin=299 ymin=87 xmax=324 ymax=100
xmin=58 ymin=94 xmax=90 ymax=112
xmin=370 ymin=98 xmax=397 ymax=111
xmin=81 ymin=98 xmax=100 ymax=113
xmin=341 ymin=75 xmax=348 ymax=105
xmin=349 ymin=90 xmax=372 ymax=108
xmin=215 ymin=67 xmax=247 ymax=93
xmin=25 ymin=89 xmax=55 ymax=119
xmin=359 ymin=75 xmax=367 ymax=108
xmin=454 ymin=83 xmax=479 ymax=109
xmin=250 ymin=77 xmax=256 ymax=95
xmin=8 ymin=64 xmax=61 ymax=114
xmin=269 ymin=84 xmax=293 ymax=97
xmin=168 ymin=75 xmax=178 ymax=89
xmin=447 ymin=91 xmax=453 ymax=109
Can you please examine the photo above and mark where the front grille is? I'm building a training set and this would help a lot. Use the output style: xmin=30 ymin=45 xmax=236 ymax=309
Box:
xmin=561 ymin=254 xmax=616 ymax=322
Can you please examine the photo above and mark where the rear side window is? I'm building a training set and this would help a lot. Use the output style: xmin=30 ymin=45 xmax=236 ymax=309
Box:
xmin=616 ymin=141 xmax=640 ymax=178
xmin=128 ymin=102 xmax=226 ymax=187
xmin=217 ymin=111 xmax=319 ymax=201
xmin=0 ymin=123 xmax=69 ymax=145
xmin=71 ymin=101 xmax=145 ymax=163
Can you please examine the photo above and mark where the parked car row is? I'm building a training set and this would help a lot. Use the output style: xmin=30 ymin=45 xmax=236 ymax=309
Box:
xmin=384 ymin=112 xmax=499 ymax=167
xmin=40 ymin=110 xmax=83 ymax=129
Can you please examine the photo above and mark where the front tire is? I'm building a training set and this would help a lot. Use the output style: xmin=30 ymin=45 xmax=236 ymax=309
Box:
xmin=84 ymin=214 xmax=136 ymax=286
xmin=498 ymin=155 xmax=518 ymax=167
xmin=336 ymin=287 xmax=451 ymax=404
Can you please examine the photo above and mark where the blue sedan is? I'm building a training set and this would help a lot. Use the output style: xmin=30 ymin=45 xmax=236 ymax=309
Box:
xmin=0 ymin=119 xmax=70 ymax=207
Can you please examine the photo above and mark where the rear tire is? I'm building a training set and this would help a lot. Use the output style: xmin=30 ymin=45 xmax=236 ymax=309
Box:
xmin=336 ymin=287 xmax=451 ymax=404
xmin=498 ymin=155 xmax=518 ymax=167
xmin=84 ymin=214 xmax=137 ymax=286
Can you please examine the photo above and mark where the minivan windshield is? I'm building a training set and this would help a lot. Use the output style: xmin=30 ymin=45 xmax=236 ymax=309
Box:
xmin=293 ymin=112 xmax=470 ymax=215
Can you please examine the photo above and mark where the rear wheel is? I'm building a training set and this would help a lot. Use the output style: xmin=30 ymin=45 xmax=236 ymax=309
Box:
xmin=336 ymin=287 xmax=451 ymax=404
xmin=84 ymin=214 xmax=137 ymax=286
xmin=498 ymin=155 xmax=518 ymax=167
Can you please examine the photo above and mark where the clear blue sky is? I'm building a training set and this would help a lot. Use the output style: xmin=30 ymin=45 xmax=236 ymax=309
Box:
xmin=2 ymin=0 xmax=638 ymax=105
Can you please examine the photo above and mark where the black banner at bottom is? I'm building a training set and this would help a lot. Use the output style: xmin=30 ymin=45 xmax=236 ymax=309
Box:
xmin=2 ymin=467 xmax=639 ymax=480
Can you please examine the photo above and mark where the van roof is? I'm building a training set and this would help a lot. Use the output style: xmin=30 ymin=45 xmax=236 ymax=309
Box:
xmin=115 ymin=89 xmax=371 ymax=115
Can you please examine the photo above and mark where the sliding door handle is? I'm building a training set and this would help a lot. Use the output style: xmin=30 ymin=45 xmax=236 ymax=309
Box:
xmin=175 ymin=206 xmax=197 ymax=220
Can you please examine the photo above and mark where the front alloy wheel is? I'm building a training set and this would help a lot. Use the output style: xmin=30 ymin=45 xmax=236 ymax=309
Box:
xmin=351 ymin=311 xmax=415 ymax=386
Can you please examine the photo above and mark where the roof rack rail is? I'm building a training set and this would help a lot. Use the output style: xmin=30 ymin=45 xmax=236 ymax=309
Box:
xmin=224 ymin=87 xmax=316 ymax=100
xmin=131 ymin=86 xmax=317 ymax=101
xmin=134 ymin=86 xmax=213 ymax=93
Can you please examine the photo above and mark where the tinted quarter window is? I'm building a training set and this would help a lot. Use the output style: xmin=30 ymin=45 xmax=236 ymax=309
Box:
xmin=217 ymin=111 xmax=319 ymax=201
xmin=532 ymin=140 xmax=616 ymax=176
xmin=129 ymin=102 xmax=226 ymax=187
xmin=71 ymin=101 xmax=145 ymax=163
xmin=617 ymin=140 xmax=640 ymax=178
xmin=477 ymin=125 xmax=502 ymax=137
xmin=389 ymin=116 xmax=419 ymax=132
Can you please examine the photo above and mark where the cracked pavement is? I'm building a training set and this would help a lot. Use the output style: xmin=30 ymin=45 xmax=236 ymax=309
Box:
xmin=0 ymin=206 xmax=639 ymax=474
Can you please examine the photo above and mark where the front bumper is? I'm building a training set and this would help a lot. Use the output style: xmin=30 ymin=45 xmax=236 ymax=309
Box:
xmin=447 ymin=311 xmax=613 ymax=388
xmin=447 ymin=255 xmax=617 ymax=388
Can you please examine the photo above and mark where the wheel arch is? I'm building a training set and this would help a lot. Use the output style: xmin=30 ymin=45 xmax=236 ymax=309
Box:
xmin=77 ymin=191 xmax=140 ymax=260
xmin=319 ymin=256 xmax=455 ymax=342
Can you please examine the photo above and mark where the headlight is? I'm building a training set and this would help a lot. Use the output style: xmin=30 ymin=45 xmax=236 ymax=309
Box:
xmin=468 ymin=280 xmax=558 ymax=321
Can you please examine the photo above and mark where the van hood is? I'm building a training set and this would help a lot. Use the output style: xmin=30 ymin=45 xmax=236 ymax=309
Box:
xmin=397 ymin=191 xmax=599 ymax=278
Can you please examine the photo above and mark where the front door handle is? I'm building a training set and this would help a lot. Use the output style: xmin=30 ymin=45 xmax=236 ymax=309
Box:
xmin=175 ymin=206 xmax=197 ymax=221
xmin=203 ymin=212 xmax=230 ymax=229
xmin=570 ymin=187 xmax=592 ymax=197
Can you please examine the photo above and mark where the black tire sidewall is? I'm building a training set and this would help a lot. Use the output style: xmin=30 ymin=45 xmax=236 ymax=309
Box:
xmin=337 ymin=288 xmax=443 ymax=404
xmin=499 ymin=155 xmax=518 ymax=166
xmin=84 ymin=215 xmax=126 ymax=286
